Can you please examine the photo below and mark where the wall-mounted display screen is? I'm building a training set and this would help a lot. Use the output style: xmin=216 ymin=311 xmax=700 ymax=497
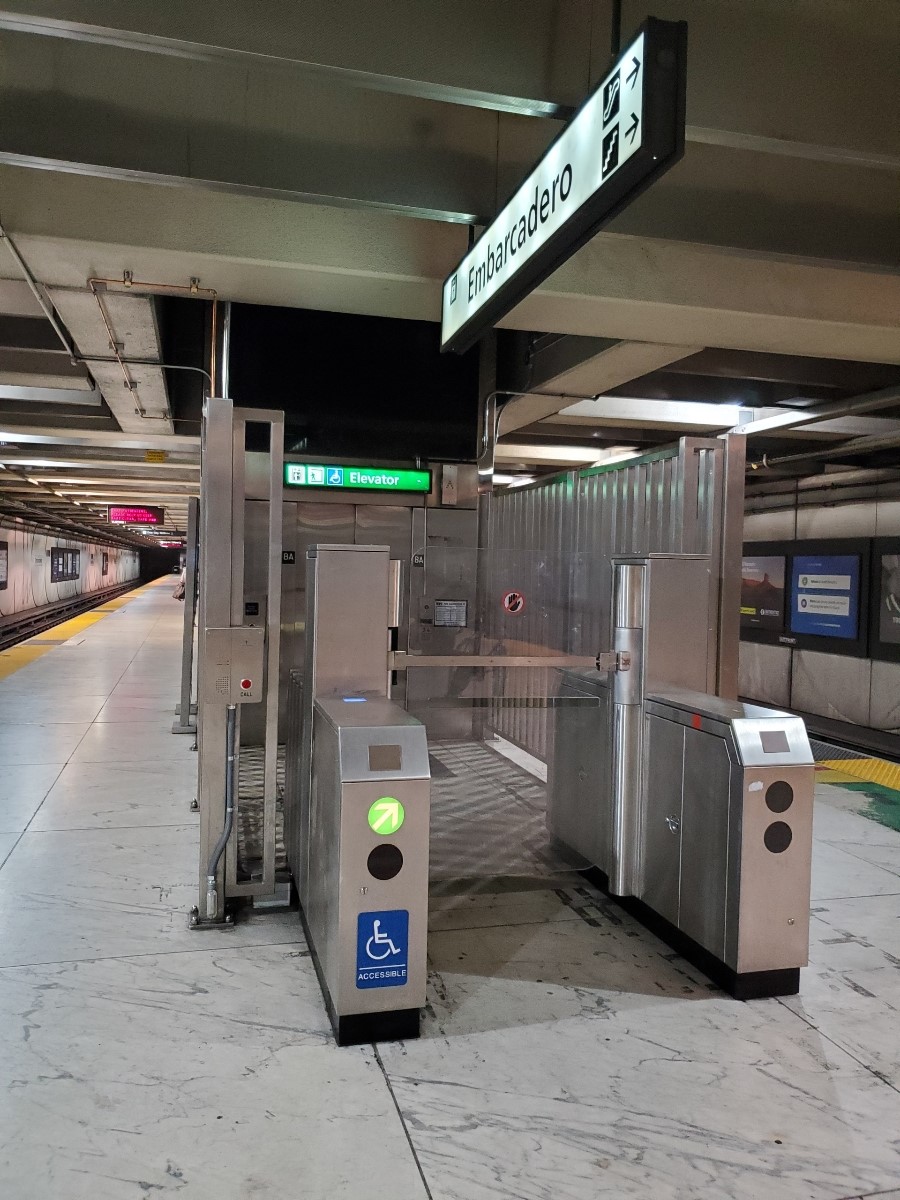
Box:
xmin=740 ymin=556 xmax=785 ymax=630
xmin=50 ymin=547 xmax=80 ymax=583
xmin=877 ymin=551 xmax=900 ymax=647
xmin=108 ymin=505 xmax=165 ymax=525
xmin=790 ymin=554 xmax=860 ymax=639
xmin=0 ymin=540 xmax=8 ymax=590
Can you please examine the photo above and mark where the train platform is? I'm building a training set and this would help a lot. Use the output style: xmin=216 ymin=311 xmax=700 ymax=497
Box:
xmin=1 ymin=577 xmax=899 ymax=1199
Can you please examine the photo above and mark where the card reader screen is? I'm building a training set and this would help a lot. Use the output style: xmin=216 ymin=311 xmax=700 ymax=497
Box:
xmin=369 ymin=744 xmax=402 ymax=772
xmin=760 ymin=730 xmax=789 ymax=754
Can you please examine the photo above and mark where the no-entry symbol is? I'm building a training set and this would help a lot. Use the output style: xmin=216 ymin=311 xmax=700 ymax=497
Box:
xmin=502 ymin=590 xmax=526 ymax=614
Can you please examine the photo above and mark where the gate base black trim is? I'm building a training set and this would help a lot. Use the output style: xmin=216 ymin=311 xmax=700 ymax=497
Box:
xmin=299 ymin=904 xmax=421 ymax=1045
xmin=581 ymin=867 xmax=801 ymax=1000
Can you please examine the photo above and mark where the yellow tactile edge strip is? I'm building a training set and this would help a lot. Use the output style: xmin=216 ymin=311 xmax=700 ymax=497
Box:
xmin=818 ymin=757 xmax=900 ymax=792
xmin=0 ymin=579 xmax=165 ymax=683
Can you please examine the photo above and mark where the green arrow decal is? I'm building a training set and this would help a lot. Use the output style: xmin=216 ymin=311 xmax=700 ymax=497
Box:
xmin=367 ymin=798 xmax=405 ymax=835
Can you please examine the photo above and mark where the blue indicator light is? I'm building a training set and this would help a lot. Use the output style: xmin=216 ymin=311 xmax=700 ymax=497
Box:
xmin=343 ymin=696 xmax=368 ymax=703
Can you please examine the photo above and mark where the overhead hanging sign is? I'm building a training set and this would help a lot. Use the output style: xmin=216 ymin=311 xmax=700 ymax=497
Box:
xmin=284 ymin=463 xmax=432 ymax=494
xmin=440 ymin=17 xmax=687 ymax=354
xmin=108 ymin=505 xmax=165 ymax=525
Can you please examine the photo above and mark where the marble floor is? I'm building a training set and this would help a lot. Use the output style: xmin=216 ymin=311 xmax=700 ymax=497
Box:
xmin=0 ymin=577 xmax=899 ymax=1199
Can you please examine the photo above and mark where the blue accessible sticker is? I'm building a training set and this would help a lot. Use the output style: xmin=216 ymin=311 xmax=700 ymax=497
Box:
xmin=326 ymin=467 xmax=344 ymax=486
xmin=356 ymin=910 xmax=409 ymax=989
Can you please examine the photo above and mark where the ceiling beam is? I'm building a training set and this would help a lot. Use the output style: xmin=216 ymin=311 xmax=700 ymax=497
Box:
xmin=737 ymin=383 xmax=900 ymax=437
xmin=499 ymin=341 xmax=704 ymax=435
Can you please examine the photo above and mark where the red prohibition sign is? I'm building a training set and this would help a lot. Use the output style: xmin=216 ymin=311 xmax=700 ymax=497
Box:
xmin=502 ymin=590 xmax=526 ymax=614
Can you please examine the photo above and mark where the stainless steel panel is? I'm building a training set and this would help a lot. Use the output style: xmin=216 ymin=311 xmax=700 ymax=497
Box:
xmin=609 ymin=700 xmax=642 ymax=896
xmin=718 ymin=434 xmax=746 ymax=698
xmin=407 ymin=506 xmax=479 ymax=740
xmin=336 ymin=775 xmax=430 ymax=1015
xmin=733 ymin=762 xmax=814 ymax=973
xmin=294 ymin=502 xmax=356 ymax=677
xmin=679 ymin=726 xmax=731 ymax=958
xmin=639 ymin=713 xmax=683 ymax=926
xmin=200 ymin=626 xmax=266 ymax=704
xmin=240 ymin=500 xmax=298 ymax=742
xmin=196 ymin=397 xmax=235 ymax=911
xmin=388 ymin=560 xmax=402 ymax=628
xmin=197 ymin=404 xmax=283 ymax=903
xmin=486 ymin=438 xmax=730 ymax=761
xmin=643 ymin=556 xmax=713 ymax=695
xmin=547 ymin=674 xmax=611 ymax=870
xmin=174 ymin=495 xmax=200 ymax=734
xmin=314 ymin=695 xmax=430 ymax=781
xmin=615 ymin=563 xmax=645 ymax=630
xmin=730 ymin=717 xmax=813 ymax=768
xmin=308 ymin=546 xmax=391 ymax=698
xmin=306 ymin=697 xmax=430 ymax=1019
xmin=297 ymin=545 xmax=391 ymax=901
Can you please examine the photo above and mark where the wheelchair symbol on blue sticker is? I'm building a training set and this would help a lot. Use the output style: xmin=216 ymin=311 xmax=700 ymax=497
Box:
xmin=357 ymin=910 xmax=408 ymax=989
xmin=327 ymin=467 xmax=344 ymax=486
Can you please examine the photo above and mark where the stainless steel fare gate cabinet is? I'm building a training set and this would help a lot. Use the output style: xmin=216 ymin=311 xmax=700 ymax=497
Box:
xmin=641 ymin=690 xmax=814 ymax=998
xmin=302 ymin=695 xmax=430 ymax=1045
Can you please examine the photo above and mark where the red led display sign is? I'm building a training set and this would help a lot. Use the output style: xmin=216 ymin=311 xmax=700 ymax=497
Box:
xmin=108 ymin=506 xmax=165 ymax=525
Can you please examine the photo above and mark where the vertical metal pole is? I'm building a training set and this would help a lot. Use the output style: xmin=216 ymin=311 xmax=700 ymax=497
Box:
xmin=474 ymin=333 xmax=497 ymax=742
xmin=224 ymin=407 xmax=283 ymax=900
xmin=220 ymin=301 xmax=232 ymax=399
xmin=196 ymin=396 xmax=235 ymax=920
xmin=173 ymin=495 xmax=200 ymax=733
xmin=716 ymin=433 xmax=747 ymax=699
xmin=263 ymin=412 xmax=284 ymax=888
xmin=609 ymin=561 xmax=644 ymax=897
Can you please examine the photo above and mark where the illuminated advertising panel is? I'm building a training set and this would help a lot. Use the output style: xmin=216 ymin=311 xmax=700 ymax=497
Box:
xmin=790 ymin=554 xmax=860 ymax=640
xmin=740 ymin=555 xmax=785 ymax=631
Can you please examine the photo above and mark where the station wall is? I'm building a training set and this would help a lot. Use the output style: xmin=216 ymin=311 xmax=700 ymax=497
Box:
xmin=0 ymin=518 xmax=140 ymax=620
xmin=740 ymin=497 xmax=900 ymax=733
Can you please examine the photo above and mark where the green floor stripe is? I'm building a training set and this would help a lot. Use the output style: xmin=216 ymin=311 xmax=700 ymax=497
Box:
xmin=836 ymin=781 xmax=900 ymax=834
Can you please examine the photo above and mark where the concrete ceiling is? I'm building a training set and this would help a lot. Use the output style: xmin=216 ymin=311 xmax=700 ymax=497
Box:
xmin=0 ymin=0 xmax=896 ymax=520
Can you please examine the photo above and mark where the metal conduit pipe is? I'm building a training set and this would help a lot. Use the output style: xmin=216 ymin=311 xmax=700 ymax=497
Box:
xmin=88 ymin=274 xmax=218 ymax=396
xmin=756 ymin=429 xmax=900 ymax=471
xmin=745 ymin=483 xmax=900 ymax=512
xmin=741 ymin=383 xmax=900 ymax=441
xmin=206 ymin=703 xmax=237 ymax=920
xmin=0 ymin=221 xmax=79 ymax=360
xmin=745 ymin=467 xmax=900 ymax=495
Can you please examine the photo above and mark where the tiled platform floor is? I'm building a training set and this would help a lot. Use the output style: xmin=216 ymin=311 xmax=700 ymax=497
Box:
xmin=1 ymin=577 xmax=898 ymax=1199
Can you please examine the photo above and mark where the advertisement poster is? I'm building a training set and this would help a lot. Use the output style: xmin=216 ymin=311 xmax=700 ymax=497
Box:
xmin=790 ymin=554 xmax=859 ymax=639
xmin=879 ymin=553 xmax=900 ymax=646
xmin=740 ymin=556 xmax=785 ymax=629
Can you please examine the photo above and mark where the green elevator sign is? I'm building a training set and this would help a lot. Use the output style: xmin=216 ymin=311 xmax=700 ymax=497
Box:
xmin=284 ymin=463 xmax=432 ymax=494
xmin=368 ymin=797 xmax=405 ymax=835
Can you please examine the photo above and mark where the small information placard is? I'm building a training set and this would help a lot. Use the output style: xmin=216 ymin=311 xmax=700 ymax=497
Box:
xmin=356 ymin=910 xmax=409 ymax=990
xmin=434 ymin=599 xmax=468 ymax=628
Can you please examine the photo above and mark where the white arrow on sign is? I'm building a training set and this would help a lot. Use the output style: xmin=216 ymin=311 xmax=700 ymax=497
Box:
xmin=369 ymin=800 xmax=402 ymax=832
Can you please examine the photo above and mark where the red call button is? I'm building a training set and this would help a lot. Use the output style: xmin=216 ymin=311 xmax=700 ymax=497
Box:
xmin=240 ymin=679 xmax=252 ymax=690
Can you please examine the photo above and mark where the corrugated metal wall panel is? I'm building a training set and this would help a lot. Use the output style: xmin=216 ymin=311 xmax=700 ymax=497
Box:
xmin=485 ymin=439 xmax=729 ymax=759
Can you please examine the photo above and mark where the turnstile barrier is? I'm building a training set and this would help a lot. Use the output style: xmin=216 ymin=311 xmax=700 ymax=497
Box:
xmin=302 ymin=694 xmax=430 ymax=1044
